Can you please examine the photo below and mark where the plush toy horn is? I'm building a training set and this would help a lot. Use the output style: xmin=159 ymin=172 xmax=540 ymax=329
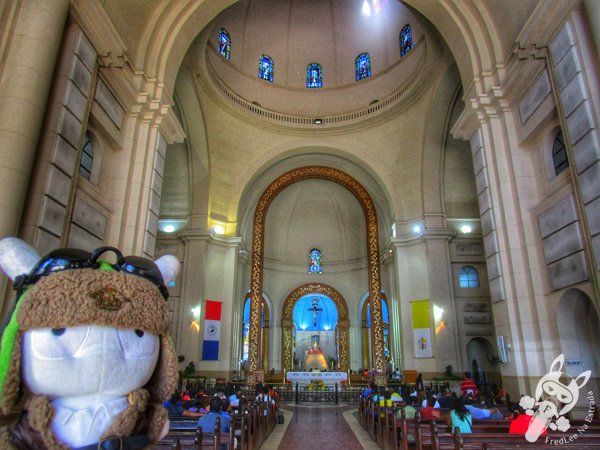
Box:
xmin=0 ymin=237 xmax=40 ymax=282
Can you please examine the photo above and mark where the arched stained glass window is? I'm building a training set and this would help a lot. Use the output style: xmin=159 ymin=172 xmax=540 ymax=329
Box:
xmin=355 ymin=52 xmax=371 ymax=81
xmin=552 ymin=130 xmax=569 ymax=176
xmin=306 ymin=63 xmax=323 ymax=88
xmin=241 ymin=296 xmax=267 ymax=362
xmin=79 ymin=132 xmax=93 ymax=180
xmin=258 ymin=54 xmax=274 ymax=82
xmin=308 ymin=248 xmax=322 ymax=273
xmin=218 ymin=28 xmax=231 ymax=60
xmin=459 ymin=266 xmax=480 ymax=288
xmin=365 ymin=296 xmax=391 ymax=360
xmin=400 ymin=24 xmax=413 ymax=57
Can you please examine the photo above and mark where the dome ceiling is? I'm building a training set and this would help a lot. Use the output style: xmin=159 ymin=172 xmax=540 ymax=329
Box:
xmin=263 ymin=179 xmax=366 ymax=265
xmin=203 ymin=0 xmax=430 ymax=117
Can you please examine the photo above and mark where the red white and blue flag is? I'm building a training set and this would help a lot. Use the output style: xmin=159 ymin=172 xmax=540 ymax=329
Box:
xmin=202 ymin=300 xmax=222 ymax=360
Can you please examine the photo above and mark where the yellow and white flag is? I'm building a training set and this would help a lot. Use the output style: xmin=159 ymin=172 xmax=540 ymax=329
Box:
xmin=412 ymin=300 xmax=432 ymax=358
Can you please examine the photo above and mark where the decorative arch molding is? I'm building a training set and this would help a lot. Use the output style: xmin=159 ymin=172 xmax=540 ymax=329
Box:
xmin=247 ymin=165 xmax=386 ymax=384
xmin=280 ymin=283 xmax=350 ymax=371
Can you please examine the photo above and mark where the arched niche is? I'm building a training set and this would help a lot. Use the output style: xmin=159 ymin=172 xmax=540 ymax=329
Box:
xmin=557 ymin=289 xmax=600 ymax=377
xmin=248 ymin=166 xmax=385 ymax=383
xmin=281 ymin=283 xmax=350 ymax=371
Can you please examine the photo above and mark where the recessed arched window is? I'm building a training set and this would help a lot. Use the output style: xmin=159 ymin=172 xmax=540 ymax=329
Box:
xmin=79 ymin=132 xmax=93 ymax=180
xmin=218 ymin=28 xmax=231 ymax=60
xmin=459 ymin=266 xmax=480 ymax=288
xmin=258 ymin=54 xmax=274 ymax=82
xmin=241 ymin=295 xmax=268 ymax=363
xmin=552 ymin=130 xmax=569 ymax=176
xmin=400 ymin=24 xmax=413 ymax=57
xmin=308 ymin=248 xmax=322 ymax=273
xmin=306 ymin=63 xmax=323 ymax=88
xmin=355 ymin=52 xmax=371 ymax=81
xmin=363 ymin=295 xmax=391 ymax=367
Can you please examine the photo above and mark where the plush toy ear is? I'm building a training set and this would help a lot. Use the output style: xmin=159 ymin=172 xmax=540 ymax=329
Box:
xmin=549 ymin=354 xmax=565 ymax=374
xmin=0 ymin=237 xmax=40 ymax=281
xmin=154 ymin=255 xmax=180 ymax=287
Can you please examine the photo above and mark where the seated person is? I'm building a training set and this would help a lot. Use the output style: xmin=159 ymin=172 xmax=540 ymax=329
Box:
xmin=197 ymin=396 xmax=231 ymax=432
xmin=182 ymin=398 xmax=207 ymax=417
xmin=397 ymin=395 xmax=417 ymax=419
xmin=508 ymin=403 xmax=547 ymax=435
xmin=229 ymin=388 xmax=243 ymax=407
xmin=379 ymin=390 xmax=394 ymax=417
xmin=390 ymin=389 xmax=403 ymax=403
xmin=447 ymin=397 xmax=472 ymax=433
xmin=421 ymin=393 xmax=440 ymax=409
xmin=256 ymin=386 xmax=276 ymax=405
xmin=419 ymin=396 xmax=442 ymax=419
xmin=164 ymin=392 xmax=185 ymax=416
xmin=465 ymin=402 xmax=503 ymax=420
xmin=437 ymin=389 xmax=454 ymax=408
xmin=220 ymin=398 xmax=232 ymax=420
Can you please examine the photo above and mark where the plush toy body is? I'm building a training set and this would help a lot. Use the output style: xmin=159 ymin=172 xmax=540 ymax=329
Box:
xmin=0 ymin=238 xmax=180 ymax=449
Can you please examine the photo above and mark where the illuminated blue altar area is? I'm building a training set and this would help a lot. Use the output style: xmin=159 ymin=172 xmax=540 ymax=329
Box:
xmin=293 ymin=294 xmax=339 ymax=370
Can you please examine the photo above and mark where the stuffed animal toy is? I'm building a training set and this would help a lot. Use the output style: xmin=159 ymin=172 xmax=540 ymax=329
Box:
xmin=0 ymin=237 xmax=180 ymax=449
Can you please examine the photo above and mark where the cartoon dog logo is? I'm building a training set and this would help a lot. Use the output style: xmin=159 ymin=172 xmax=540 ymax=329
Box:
xmin=520 ymin=354 xmax=591 ymax=442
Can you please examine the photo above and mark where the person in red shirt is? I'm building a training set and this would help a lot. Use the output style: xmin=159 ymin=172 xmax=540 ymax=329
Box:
xmin=419 ymin=396 xmax=442 ymax=419
xmin=460 ymin=372 xmax=477 ymax=397
xmin=508 ymin=404 xmax=547 ymax=436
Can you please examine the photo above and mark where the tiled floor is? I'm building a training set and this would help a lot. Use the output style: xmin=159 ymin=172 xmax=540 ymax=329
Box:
xmin=261 ymin=403 xmax=379 ymax=450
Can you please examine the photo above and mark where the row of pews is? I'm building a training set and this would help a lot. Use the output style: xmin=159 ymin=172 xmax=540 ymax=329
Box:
xmin=358 ymin=397 xmax=600 ymax=450
xmin=152 ymin=399 xmax=279 ymax=449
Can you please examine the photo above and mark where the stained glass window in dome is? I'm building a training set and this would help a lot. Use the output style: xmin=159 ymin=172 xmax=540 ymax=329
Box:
xmin=308 ymin=248 xmax=322 ymax=273
xmin=355 ymin=52 xmax=372 ymax=81
xmin=306 ymin=63 xmax=323 ymax=88
xmin=258 ymin=54 xmax=274 ymax=82
xmin=400 ymin=24 xmax=413 ymax=57
xmin=218 ymin=28 xmax=231 ymax=60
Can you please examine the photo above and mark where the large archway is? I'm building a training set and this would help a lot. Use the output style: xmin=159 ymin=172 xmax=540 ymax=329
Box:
xmin=247 ymin=166 xmax=385 ymax=384
xmin=281 ymin=283 xmax=350 ymax=372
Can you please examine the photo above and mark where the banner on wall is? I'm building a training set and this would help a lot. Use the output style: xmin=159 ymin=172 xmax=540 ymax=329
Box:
xmin=411 ymin=299 xmax=432 ymax=358
xmin=202 ymin=300 xmax=222 ymax=360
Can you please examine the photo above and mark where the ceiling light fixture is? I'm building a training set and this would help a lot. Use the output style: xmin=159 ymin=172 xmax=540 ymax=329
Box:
xmin=313 ymin=118 xmax=323 ymax=124
xmin=362 ymin=0 xmax=371 ymax=16
xmin=460 ymin=225 xmax=472 ymax=234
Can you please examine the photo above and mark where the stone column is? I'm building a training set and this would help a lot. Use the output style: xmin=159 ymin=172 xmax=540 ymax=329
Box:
xmin=177 ymin=231 xmax=209 ymax=366
xmin=0 ymin=0 xmax=70 ymax=237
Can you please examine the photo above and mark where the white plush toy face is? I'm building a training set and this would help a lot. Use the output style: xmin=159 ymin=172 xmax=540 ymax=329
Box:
xmin=22 ymin=325 xmax=159 ymax=398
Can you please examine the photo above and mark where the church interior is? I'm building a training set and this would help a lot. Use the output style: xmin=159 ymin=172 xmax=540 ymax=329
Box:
xmin=1 ymin=0 xmax=600 ymax=435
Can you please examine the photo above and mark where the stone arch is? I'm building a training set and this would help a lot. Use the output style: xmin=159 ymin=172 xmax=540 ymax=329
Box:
xmin=281 ymin=283 xmax=350 ymax=371
xmin=557 ymin=289 xmax=600 ymax=376
xmin=247 ymin=166 xmax=385 ymax=383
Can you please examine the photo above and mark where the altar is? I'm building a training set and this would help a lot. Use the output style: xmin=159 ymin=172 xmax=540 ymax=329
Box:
xmin=286 ymin=371 xmax=348 ymax=386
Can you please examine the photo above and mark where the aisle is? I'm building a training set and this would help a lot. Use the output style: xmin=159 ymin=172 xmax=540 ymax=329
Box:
xmin=261 ymin=404 xmax=379 ymax=450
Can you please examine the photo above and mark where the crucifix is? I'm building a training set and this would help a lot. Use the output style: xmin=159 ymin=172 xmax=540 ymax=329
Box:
xmin=309 ymin=297 xmax=323 ymax=327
